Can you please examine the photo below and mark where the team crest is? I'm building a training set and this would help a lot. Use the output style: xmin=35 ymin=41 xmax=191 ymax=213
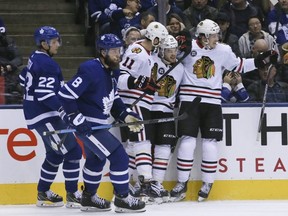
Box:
xmin=193 ymin=56 xmax=215 ymax=79
xmin=102 ymin=90 xmax=114 ymax=116
xmin=157 ymin=75 xmax=176 ymax=98
xmin=131 ymin=47 xmax=142 ymax=54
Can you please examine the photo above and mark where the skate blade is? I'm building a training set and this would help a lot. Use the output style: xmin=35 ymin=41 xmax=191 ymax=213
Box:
xmin=169 ymin=193 xmax=186 ymax=202
xmin=80 ymin=206 xmax=112 ymax=212
xmin=162 ymin=196 xmax=170 ymax=203
xmin=65 ymin=201 xmax=81 ymax=209
xmin=198 ymin=196 xmax=207 ymax=202
xmin=148 ymin=197 xmax=164 ymax=205
xmin=36 ymin=200 xmax=64 ymax=207
xmin=115 ymin=207 xmax=146 ymax=213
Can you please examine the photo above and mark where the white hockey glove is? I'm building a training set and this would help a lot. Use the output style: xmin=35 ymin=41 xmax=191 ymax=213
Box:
xmin=124 ymin=112 xmax=143 ymax=133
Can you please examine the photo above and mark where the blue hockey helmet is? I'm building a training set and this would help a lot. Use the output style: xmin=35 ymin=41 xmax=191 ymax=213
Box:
xmin=34 ymin=26 xmax=61 ymax=46
xmin=96 ymin=34 xmax=123 ymax=51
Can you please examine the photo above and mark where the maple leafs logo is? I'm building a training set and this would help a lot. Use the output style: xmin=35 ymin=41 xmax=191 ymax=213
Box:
xmin=102 ymin=90 xmax=114 ymax=116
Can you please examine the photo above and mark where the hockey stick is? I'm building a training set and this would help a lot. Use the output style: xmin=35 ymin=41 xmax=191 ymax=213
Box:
xmin=256 ymin=64 xmax=273 ymax=141
xmin=44 ymin=110 xmax=188 ymax=136
xmin=43 ymin=96 xmax=201 ymax=136
xmin=129 ymin=50 xmax=190 ymax=108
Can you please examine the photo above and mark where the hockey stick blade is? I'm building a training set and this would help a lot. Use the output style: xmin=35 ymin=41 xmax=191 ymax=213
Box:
xmin=43 ymin=111 xmax=189 ymax=136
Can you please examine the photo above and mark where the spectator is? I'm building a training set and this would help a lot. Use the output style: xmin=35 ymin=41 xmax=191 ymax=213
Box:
xmin=183 ymin=0 xmax=219 ymax=33
xmin=0 ymin=18 xmax=23 ymax=104
xmin=250 ymin=0 xmax=272 ymax=17
xmin=166 ymin=13 xmax=192 ymax=57
xmin=267 ymin=0 xmax=288 ymax=47
xmin=215 ymin=12 xmax=240 ymax=56
xmin=238 ymin=16 xmax=279 ymax=59
xmin=247 ymin=64 xmax=288 ymax=102
xmin=85 ymin=0 xmax=118 ymax=45
xmin=221 ymin=70 xmax=249 ymax=102
xmin=220 ymin=0 xmax=264 ymax=38
xmin=147 ymin=0 xmax=191 ymax=27
xmin=174 ymin=0 xmax=191 ymax=10
xmin=273 ymin=42 xmax=288 ymax=83
xmin=139 ymin=11 xmax=156 ymax=30
xmin=113 ymin=0 xmax=156 ymax=12
xmin=241 ymin=39 xmax=272 ymax=88
xmin=109 ymin=0 xmax=142 ymax=39
xmin=122 ymin=26 xmax=141 ymax=50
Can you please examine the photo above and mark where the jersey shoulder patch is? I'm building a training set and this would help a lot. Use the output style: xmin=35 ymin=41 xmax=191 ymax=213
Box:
xmin=131 ymin=47 xmax=142 ymax=54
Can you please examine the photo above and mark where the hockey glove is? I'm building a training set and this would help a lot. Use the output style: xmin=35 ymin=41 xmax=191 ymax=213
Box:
xmin=58 ymin=106 xmax=69 ymax=125
xmin=68 ymin=112 xmax=92 ymax=136
xmin=119 ymin=108 xmax=143 ymax=133
xmin=134 ymin=75 xmax=160 ymax=95
xmin=254 ymin=50 xmax=278 ymax=69
xmin=124 ymin=112 xmax=143 ymax=133
xmin=176 ymin=31 xmax=192 ymax=54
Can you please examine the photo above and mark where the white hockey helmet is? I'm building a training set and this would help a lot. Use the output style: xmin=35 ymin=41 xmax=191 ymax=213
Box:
xmin=159 ymin=35 xmax=178 ymax=60
xmin=145 ymin=21 xmax=169 ymax=46
xmin=160 ymin=35 xmax=178 ymax=50
xmin=195 ymin=19 xmax=220 ymax=38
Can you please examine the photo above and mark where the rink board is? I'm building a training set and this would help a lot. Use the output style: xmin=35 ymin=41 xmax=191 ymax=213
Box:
xmin=1 ymin=104 xmax=288 ymax=204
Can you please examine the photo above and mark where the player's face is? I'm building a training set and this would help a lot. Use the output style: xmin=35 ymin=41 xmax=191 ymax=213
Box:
xmin=163 ymin=47 xmax=177 ymax=64
xmin=207 ymin=33 xmax=219 ymax=49
xmin=48 ymin=38 xmax=61 ymax=55
xmin=105 ymin=47 xmax=122 ymax=70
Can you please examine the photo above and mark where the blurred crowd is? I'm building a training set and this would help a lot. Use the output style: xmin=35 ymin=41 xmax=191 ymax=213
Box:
xmin=1 ymin=0 xmax=288 ymax=104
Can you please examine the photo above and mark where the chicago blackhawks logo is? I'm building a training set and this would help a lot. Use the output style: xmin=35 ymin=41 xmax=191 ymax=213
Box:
xmin=157 ymin=75 xmax=176 ymax=98
xmin=193 ymin=56 xmax=215 ymax=79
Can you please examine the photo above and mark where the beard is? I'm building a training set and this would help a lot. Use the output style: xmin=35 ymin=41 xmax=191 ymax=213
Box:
xmin=104 ymin=55 xmax=120 ymax=70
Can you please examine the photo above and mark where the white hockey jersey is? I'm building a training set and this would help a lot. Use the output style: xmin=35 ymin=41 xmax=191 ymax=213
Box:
xmin=151 ymin=53 xmax=185 ymax=113
xmin=118 ymin=40 xmax=155 ymax=109
xmin=180 ymin=40 xmax=257 ymax=105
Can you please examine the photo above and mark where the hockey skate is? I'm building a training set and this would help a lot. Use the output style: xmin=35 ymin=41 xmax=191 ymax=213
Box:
xmin=169 ymin=181 xmax=187 ymax=202
xmin=129 ymin=182 xmax=141 ymax=197
xmin=114 ymin=193 xmax=146 ymax=213
xmin=36 ymin=190 xmax=64 ymax=207
xmin=66 ymin=190 xmax=82 ymax=208
xmin=138 ymin=175 xmax=169 ymax=204
xmin=80 ymin=190 xmax=111 ymax=212
xmin=149 ymin=180 xmax=169 ymax=203
xmin=198 ymin=182 xmax=213 ymax=202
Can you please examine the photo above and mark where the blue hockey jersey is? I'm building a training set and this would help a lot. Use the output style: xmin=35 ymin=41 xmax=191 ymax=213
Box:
xmin=19 ymin=51 xmax=63 ymax=129
xmin=58 ymin=58 xmax=127 ymax=126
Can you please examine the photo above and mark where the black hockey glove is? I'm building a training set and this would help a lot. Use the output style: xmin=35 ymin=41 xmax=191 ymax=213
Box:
xmin=134 ymin=75 xmax=160 ymax=95
xmin=68 ymin=112 xmax=92 ymax=136
xmin=176 ymin=31 xmax=192 ymax=54
xmin=58 ymin=106 xmax=69 ymax=125
xmin=254 ymin=50 xmax=278 ymax=69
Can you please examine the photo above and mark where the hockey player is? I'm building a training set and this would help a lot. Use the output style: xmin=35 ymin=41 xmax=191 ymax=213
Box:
xmin=150 ymin=35 xmax=185 ymax=203
xmin=19 ymin=26 xmax=82 ymax=208
xmin=117 ymin=21 xmax=168 ymax=203
xmin=170 ymin=19 xmax=278 ymax=202
xmin=58 ymin=33 xmax=146 ymax=213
